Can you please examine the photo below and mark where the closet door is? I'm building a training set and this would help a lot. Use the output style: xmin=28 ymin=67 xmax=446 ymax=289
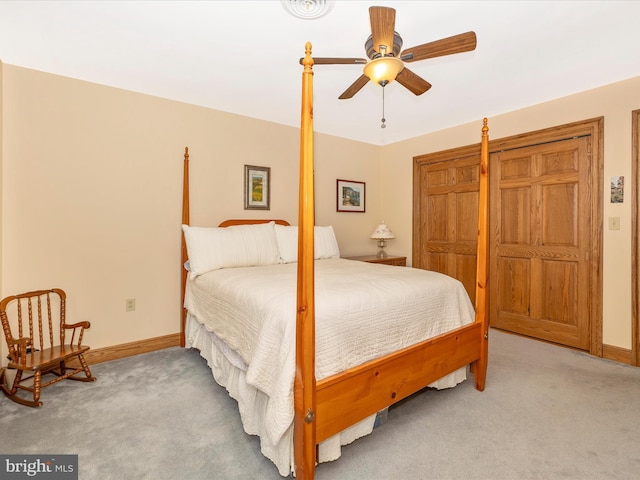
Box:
xmin=413 ymin=118 xmax=602 ymax=355
xmin=490 ymin=137 xmax=592 ymax=350
xmin=413 ymin=148 xmax=481 ymax=304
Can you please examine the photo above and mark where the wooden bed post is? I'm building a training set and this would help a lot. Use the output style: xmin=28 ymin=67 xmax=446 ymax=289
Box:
xmin=473 ymin=119 xmax=490 ymax=391
xmin=181 ymin=147 xmax=190 ymax=348
xmin=294 ymin=42 xmax=317 ymax=479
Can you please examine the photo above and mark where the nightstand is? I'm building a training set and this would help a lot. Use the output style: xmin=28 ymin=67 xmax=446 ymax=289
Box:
xmin=345 ymin=255 xmax=407 ymax=266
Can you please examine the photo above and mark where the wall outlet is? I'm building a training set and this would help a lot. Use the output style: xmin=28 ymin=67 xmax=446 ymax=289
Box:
xmin=126 ymin=298 xmax=136 ymax=312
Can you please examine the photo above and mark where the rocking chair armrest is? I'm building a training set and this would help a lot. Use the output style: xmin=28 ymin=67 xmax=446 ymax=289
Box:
xmin=63 ymin=321 xmax=91 ymax=330
xmin=6 ymin=337 xmax=31 ymax=362
xmin=63 ymin=321 xmax=90 ymax=346
xmin=7 ymin=337 xmax=31 ymax=347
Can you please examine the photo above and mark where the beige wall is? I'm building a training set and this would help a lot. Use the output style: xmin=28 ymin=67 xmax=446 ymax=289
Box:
xmin=1 ymin=63 xmax=638 ymax=361
xmin=381 ymin=75 xmax=640 ymax=349
xmin=0 ymin=65 xmax=381 ymax=362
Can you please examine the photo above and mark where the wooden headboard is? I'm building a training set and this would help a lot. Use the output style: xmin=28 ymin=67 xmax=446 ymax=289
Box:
xmin=218 ymin=219 xmax=290 ymax=227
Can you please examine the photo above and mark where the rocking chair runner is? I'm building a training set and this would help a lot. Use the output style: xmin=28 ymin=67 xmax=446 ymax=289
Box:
xmin=0 ymin=288 xmax=96 ymax=407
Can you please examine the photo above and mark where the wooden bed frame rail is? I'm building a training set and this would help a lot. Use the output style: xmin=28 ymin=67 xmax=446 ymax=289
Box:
xmin=179 ymin=42 xmax=489 ymax=480
xmin=316 ymin=322 xmax=483 ymax=442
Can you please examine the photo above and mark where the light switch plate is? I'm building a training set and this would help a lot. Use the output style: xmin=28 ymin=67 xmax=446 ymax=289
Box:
xmin=126 ymin=298 xmax=136 ymax=312
xmin=609 ymin=217 xmax=620 ymax=230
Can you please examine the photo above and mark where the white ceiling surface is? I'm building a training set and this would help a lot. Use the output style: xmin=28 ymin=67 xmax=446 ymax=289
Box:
xmin=1 ymin=1 xmax=640 ymax=146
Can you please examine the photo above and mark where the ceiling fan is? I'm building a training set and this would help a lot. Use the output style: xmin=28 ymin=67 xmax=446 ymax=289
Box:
xmin=302 ymin=6 xmax=477 ymax=100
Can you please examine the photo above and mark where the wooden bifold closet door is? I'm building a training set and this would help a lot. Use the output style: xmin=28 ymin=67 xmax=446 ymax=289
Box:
xmin=490 ymin=136 xmax=592 ymax=350
xmin=413 ymin=119 xmax=602 ymax=355
xmin=413 ymin=146 xmax=482 ymax=306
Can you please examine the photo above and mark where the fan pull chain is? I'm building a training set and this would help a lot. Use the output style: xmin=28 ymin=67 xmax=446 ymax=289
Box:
xmin=381 ymin=86 xmax=386 ymax=129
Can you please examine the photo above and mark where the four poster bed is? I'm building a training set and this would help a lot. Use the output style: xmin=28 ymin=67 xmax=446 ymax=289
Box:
xmin=180 ymin=43 xmax=489 ymax=479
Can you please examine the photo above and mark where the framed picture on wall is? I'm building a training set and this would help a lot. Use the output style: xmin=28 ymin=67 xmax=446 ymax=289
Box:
xmin=337 ymin=179 xmax=365 ymax=212
xmin=245 ymin=165 xmax=271 ymax=210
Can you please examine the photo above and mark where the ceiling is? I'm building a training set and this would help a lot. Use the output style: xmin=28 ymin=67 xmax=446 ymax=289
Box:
xmin=1 ymin=1 xmax=640 ymax=146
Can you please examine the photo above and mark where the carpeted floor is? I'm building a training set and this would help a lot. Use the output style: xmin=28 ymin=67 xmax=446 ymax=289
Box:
xmin=1 ymin=329 xmax=639 ymax=479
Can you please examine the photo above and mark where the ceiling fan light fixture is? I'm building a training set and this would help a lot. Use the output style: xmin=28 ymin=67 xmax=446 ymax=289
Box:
xmin=281 ymin=0 xmax=335 ymax=20
xmin=363 ymin=56 xmax=404 ymax=86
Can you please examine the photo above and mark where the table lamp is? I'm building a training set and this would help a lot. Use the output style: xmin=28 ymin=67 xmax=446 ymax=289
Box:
xmin=370 ymin=221 xmax=395 ymax=258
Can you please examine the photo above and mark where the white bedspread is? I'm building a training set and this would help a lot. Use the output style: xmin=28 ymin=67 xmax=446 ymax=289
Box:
xmin=185 ymin=258 xmax=475 ymax=449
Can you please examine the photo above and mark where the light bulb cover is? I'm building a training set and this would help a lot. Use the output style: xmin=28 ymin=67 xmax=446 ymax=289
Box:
xmin=363 ymin=56 xmax=404 ymax=85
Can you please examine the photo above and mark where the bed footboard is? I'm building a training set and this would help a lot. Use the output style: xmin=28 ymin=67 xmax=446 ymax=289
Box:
xmin=293 ymin=42 xmax=490 ymax=478
xmin=315 ymin=322 xmax=482 ymax=442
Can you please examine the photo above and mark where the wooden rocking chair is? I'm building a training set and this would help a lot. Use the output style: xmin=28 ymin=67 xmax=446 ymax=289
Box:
xmin=0 ymin=288 xmax=96 ymax=407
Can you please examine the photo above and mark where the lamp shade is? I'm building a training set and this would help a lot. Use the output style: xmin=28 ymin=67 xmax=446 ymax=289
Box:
xmin=370 ymin=222 xmax=395 ymax=240
xmin=362 ymin=56 xmax=404 ymax=86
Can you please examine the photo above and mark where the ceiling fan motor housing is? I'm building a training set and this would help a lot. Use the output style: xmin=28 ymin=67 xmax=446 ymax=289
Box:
xmin=365 ymin=32 xmax=403 ymax=59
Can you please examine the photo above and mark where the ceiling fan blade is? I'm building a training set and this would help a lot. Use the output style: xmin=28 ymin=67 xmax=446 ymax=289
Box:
xmin=369 ymin=6 xmax=396 ymax=56
xmin=401 ymin=31 xmax=477 ymax=62
xmin=338 ymin=75 xmax=370 ymax=100
xmin=299 ymin=57 xmax=367 ymax=65
xmin=395 ymin=68 xmax=432 ymax=96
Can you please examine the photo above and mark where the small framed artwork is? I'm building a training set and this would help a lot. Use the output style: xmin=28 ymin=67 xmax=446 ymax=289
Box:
xmin=245 ymin=165 xmax=271 ymax=210
xmin=611 ymin=175 xmax=624 ymax=203
xmin=337 ymin=179 xmax=365 ymax=212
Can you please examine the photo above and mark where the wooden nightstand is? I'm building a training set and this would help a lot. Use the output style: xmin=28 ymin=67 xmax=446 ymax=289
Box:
xmin=345 ymin=255 xmax=407 ymax=266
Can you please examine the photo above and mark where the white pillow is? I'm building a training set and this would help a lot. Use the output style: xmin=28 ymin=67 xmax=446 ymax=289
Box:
xmin=315 ymin=226 xmax=341 ymax=259
xmin=182 ymin=221 xmax=280 ymax=277
xmin=274 ymin=225 xmax=299 ymax=263
xmin=274 ymin=225 xmax=340 ymax=263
